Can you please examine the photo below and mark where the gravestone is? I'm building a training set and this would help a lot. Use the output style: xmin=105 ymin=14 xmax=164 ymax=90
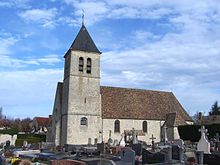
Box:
xmin=5 ymin=140 xmax=10 ymax=150
xmin=150 ymin=134 xmax=156 ymax=151
xmin=132 ymin=128 xmax=138 ymax=144
xmin=113 ymin=139 xmax=119 ymax=146
xmin=197 ymin=126 xmax=211 ymax=154
xmin=0 ymin=155 xmax=6 ymax=165
xmin=88 ymin=138 xmax=92 ymax=146
xmin=172 ymin=139 xmax=184 ymax=148
xmin=120 ymin=134 xmax=125 ymax=147
xmin=132 ymin=143 xmax=142 ymax=156
xmin=108 ymin=130 xmax=113 ymax=146
xmin=163 ymin=125 xmax=168 ymax=143
xmin=172 ymin=145 xmax=180 ymax=160
xmin=142 ymin=148 xmax=165 ymax=164
xmin=94 ymin=138 xmax=98 ymax=145
xmin=23 ymin=140 xmax=28 ymax=148
xmin=121 ymin=147 xmax=135 ymax=165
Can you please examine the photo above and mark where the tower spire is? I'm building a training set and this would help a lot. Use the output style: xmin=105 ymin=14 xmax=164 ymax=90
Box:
xmin=82 ymin=9 xmax=84 ymax=26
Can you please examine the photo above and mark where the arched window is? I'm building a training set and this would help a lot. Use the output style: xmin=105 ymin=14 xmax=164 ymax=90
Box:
xmin=79 ymin=57 xmax=84 ymax=72
xmin=80 ymin=117 xmax=87 ymax=126
xmin=114 ymin=120 xmax=120 ymax=133
xmin=87 ymin=58 xmax=91 ymax=74
xmin=143 ymin=121 xmax=148 ymax=133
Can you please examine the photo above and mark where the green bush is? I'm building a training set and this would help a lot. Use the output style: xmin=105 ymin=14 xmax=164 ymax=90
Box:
xmin=0 ymin=128 xmax=18 ymax=136
xmin=15 ymin=134 xmax=46 ymax=146
xmin=178 ymin=124 xmax=220 ymax=142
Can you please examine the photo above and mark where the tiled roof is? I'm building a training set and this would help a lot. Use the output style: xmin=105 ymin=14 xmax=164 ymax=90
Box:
xmin=70 ymin=25 xmax=101 ymax=54
xmin=100 ymin=86 xmax=193 ymax=125
xmin=34 ymin=117 xmax=51 ymax=126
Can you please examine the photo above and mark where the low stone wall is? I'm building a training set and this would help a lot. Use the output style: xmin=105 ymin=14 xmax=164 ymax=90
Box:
xmin=0 ymin=134 xmax=17 ymax=146
xmin=51 ymin=159 xmax=86 ymax=165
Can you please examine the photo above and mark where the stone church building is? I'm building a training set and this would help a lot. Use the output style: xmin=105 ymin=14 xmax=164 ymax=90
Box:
xmin=49 ymin=24 xmax=193 ymax=146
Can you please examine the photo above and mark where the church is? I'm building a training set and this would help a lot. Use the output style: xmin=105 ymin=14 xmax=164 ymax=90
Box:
xmin=49 ymin=23 xmax=193 ymax=146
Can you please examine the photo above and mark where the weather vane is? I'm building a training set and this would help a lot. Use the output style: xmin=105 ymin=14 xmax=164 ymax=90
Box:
xmin=82 ymin=9 xmax=84 ymax=25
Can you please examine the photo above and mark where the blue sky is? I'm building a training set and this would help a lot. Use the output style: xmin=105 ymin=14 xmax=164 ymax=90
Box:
xmin=1 ymin=0 xmax=220 ymax=118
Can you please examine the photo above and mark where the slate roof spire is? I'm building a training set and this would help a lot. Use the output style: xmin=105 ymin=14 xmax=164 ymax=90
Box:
xmin=70 ymin=17 xmax=101 ymax=54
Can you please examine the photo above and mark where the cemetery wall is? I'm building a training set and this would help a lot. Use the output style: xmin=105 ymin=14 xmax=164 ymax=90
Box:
xmin=102 ymin=119 xmax=163 ymax=143
xmin=0 ymin=134 xmax=17 ymax=146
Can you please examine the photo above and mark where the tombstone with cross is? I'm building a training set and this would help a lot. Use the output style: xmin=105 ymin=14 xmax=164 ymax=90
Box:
xmin=150 ymin=134 xmax=156 ymax=151
xmin=197 ymin=126 xmax=211 ymax=154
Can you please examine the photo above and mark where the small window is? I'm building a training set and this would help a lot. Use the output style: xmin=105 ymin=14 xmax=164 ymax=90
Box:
xmin=79 ymin=57 xmax=84 ymax=72
xmin=143 ymin=121 xmax=148 ymax=133
xmin=80 ymin=117 xmax=87 ymax=126
xmin=114 ymin=120 xmax=120 ymax=133
xmin=87 ymin=58 xmax=91 ymax=74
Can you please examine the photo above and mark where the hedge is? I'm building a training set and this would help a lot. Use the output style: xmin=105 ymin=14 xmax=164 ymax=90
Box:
xmin=15 ymin=134 xmax=46 ymax=146
xmin=178 ymin=124 xmax=220 ymax=142
xmin=0 ymin=128 xmax=18 ymax=136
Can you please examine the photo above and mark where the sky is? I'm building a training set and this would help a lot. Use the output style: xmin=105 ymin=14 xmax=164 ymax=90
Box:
xmin=0 ymin=0 xmax=220 ymax=119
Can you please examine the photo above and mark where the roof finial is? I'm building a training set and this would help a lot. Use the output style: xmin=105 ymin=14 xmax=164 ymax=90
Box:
xmin=82 ymin=9 xmax=84 ymax=26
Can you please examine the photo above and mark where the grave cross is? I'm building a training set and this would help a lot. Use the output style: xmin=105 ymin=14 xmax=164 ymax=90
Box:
xmin=214 ymin=133 xmax=220 ymax=142
xmin=199 ymin=126 xmax=207 ymax=137
xmin=150 ymin=134 xmax=156 ymax=151
xmin=163 ymin=125 xmax=168 ymax=143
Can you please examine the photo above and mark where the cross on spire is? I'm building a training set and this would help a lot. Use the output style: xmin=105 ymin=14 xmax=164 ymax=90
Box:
xmin=82 ymin=9 xmax=84 ymax=26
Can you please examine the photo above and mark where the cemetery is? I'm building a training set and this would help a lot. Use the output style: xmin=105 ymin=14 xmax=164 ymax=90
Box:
xmin=0 ymin=125 xmax=220 ymax=164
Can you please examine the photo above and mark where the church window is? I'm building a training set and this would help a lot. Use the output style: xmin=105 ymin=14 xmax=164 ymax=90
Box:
xmin=114 ymin=120 xmax=120 ymax=133
xmin=80 ymin=117 xmax=87 ymax=126
xmin=87 ymin=58 xmax=92 ymax=74
xmin=143 ymin=121 xmax=148 ymax=133
xmin=79 ymin=57 xmax=84 ymax=72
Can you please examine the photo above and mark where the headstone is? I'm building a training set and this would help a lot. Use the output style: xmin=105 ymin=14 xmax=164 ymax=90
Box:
xmin=196 ymin=151 xmax=204 ymax=165
xmin=172 ymin=139 xmax=184 ymax=148
xmin=97 ymin=142 xmax=105 ymax=154
xmin=164 ymin=146 xmax=172 ymax=163
xmin=5 ymin=140 xmax=10 ymax=150
xmin=0 ymin=155 xmax=6 ymax=165
xmin=132 ymin=143 xmax=142 ymax=156
xmin=142 ymin=148 xmax=165 ymax=164
xmin=121 ymin=147 xmax=135 ymax=165
xmin=108 ymin=130 xmax=113 ymax=146
xmin=172 ymin=145 xmax=181 ymax=160
xmin=94 ymin=138 xmax=98 ymax=145
xmin=197 ymin=126 xmax=211 ymax=154
xmin=150 ymin=134 xmax=156 ymax=151
xmin=132 ymin=128 xmax=138 ymax=144
xmin=113 ymin=139 xmax=119 ymax=146
xmin=120 ymin=133 xmax=126 ymax=147
xmin=23 ymin=140 xmax=28 ymax=148
xmin=88 ymin=138 xmax=92 ymax=146
xmin=163 ymin=125 xmax=168 ymax=143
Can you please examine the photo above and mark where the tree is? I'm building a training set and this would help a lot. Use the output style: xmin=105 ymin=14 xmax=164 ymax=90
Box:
xmin=209 ymin=101 xmax=220 ymax=116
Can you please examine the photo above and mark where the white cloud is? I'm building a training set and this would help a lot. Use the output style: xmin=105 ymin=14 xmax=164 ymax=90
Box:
xmin=0 ymin=68 xmax=63 ymax=118
xmin=37 ymin=55 xmax=62 ymax=65
xmin=0 ymin=0 xmax=30 ymax=9
xmin=19 ymin=8 xmax=58 ymax=28
xmin=0 ymin=37 xmax=19 ymax=55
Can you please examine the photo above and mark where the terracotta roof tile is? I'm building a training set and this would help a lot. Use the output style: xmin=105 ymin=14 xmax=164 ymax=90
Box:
xmin=100 ymin=86 xmax=192 ymax=125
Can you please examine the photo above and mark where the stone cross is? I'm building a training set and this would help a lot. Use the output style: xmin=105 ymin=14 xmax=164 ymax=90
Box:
xmin=108 ymin=130 xmax=113 ymax=145
xmin=163 ymin=125 xmax=168 ymax=143
xmin=150 ymin=134 xmax=156 ymax=151
xmin=214 ymin=133 xmax=220 ymax=142
xmin=197 ymin=126 xmax=211 ymax=154
xmin=132 ymin=128 xmax=138 ymax=144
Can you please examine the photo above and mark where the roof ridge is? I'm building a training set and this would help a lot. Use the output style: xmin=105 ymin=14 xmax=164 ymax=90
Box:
xmin=101 ymin=85 xmax=172 ymax=94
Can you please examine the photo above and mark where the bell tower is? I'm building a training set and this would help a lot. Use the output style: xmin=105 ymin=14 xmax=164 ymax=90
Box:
xmin=61 ymin=24 xmax=102 ymax=145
